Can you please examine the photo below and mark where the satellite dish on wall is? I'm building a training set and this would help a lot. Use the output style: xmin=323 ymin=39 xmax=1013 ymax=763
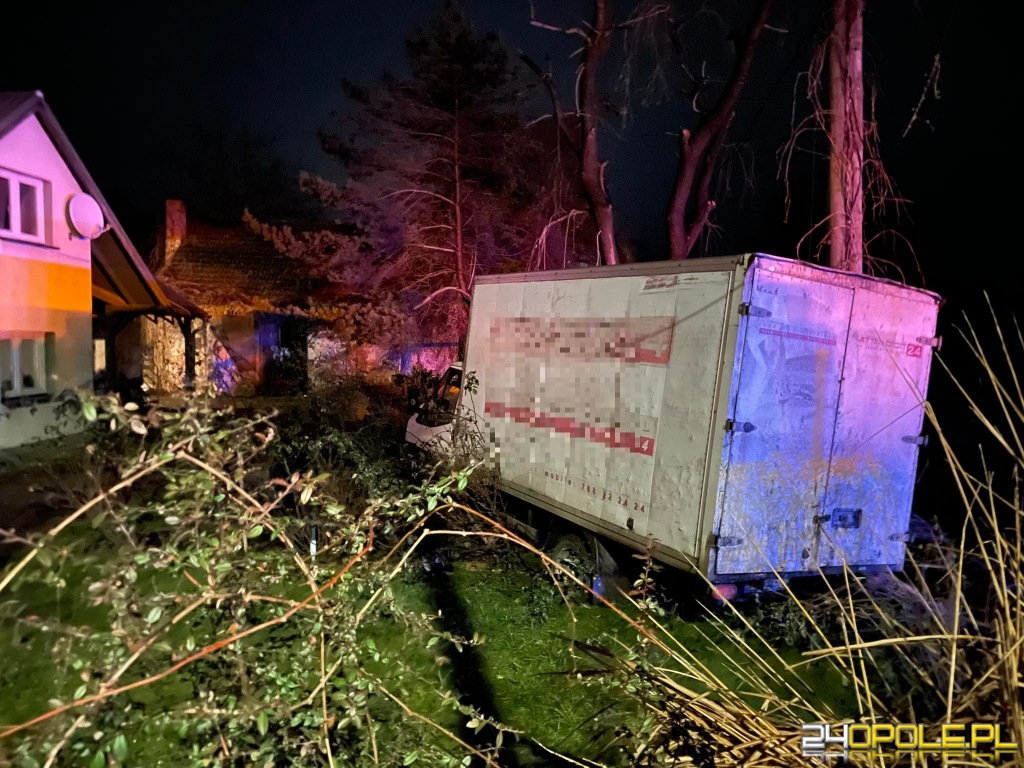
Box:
xmin=66 ymin=193 xmax=106 ymax=239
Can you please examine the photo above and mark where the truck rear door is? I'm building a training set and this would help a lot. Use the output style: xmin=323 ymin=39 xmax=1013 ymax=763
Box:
xmin=715 ymin=264 xmax=854 ymax=577
xmin=817 ymin=287 xmax=938 ymax=570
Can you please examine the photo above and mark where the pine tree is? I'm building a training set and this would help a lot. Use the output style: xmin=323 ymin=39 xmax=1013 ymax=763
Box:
xmin=255 ymin=1 xmax=546 ymax=345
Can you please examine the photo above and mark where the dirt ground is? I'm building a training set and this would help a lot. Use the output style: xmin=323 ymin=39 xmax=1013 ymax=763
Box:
xmin=0 ymin=435 xmax=89 ymax=548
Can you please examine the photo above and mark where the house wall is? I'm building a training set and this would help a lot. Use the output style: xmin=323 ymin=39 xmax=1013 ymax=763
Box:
xmin=140 ymin=316 xmax=213 ymax=393
xmin=1 ymin=115 xmax=92 ymax=448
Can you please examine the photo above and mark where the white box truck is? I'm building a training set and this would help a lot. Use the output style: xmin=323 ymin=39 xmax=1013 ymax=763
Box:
xmin=408 ymin=253 xmax=941 ymax=587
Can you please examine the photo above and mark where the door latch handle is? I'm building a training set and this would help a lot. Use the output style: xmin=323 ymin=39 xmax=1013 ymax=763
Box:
xmin=725 ymin=419 xmax=756 ymax=433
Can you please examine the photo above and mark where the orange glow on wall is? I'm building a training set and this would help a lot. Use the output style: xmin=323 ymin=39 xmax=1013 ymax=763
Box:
xmin=0 ymin=253 xmax=90 ymax=320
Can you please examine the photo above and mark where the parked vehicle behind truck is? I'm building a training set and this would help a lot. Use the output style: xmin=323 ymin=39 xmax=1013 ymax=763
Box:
xmin=407 ymin=253 xmax=942 ymax=595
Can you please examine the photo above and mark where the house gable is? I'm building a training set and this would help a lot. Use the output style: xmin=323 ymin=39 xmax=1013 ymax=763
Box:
xmin=0 ymin=113 xmax=91 ymax=267
xmin=0 ymin=91 xmax=192 ymax=314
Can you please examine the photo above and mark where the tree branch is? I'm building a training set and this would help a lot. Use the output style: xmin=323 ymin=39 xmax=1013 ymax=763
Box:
xmin=667 ymin=0 xmax=772 ymax=260
xmin=519 ymin=51 xmax=581 ymax=161
xmin=0 ymin=533 xmax=375 ymax=741
xmin=413 ymin=285 xmax=473 ymax=310
xmin=528 ymin=0 xmax=587 ymax=37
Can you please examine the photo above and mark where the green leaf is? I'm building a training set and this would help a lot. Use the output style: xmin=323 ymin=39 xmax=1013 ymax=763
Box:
xmin=112 ymin=733 xmax=128 ymax=762
xmin=248 ymin=525 xmax=264 ymax=539
xmin=35 ymin=548 xmax=52 ymax=568
xmin=257 ymin=710 xmax=269 ymax=736
xmin=456 ymin=475 xmax=468 ymax=491
xmin=74 ymin=684 xmax=88 ymax=700
xmin=300 ymin=484 xmax=314 ymax=505
xmin=145 ymin=606 xmax=163 ymax=624
xmin=427 ymin=496 xmax=438 ymax=511
xmin=89 ymin=750 xmax=106 ymax=768
xmin=134 ymin=553 xmax=150 ymax=565
xmin=402 ymin=751 xmax=420 ymax=765
xmin=82 ymin=401 xmax=97 ymax=422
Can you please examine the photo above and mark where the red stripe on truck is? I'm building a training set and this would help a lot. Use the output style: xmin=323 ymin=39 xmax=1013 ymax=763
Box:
xmin=484 ymin=401 xmax=656 ymax=456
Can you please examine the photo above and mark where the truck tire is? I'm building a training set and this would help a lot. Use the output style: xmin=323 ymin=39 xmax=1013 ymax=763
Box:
xmin=547 ymin=532 xmax=599 ymax=601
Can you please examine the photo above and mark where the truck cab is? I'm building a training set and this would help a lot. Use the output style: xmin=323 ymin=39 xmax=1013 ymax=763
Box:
xmin=405 ymin=362 xmax=463 ymax=450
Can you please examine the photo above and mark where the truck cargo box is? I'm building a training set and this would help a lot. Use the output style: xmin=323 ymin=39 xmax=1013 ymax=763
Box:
xmin=460 ymin=253 xmax=941 ymax=582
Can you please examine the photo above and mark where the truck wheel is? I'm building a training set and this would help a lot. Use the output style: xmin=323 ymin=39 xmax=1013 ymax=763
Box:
xmin=547 ymin=532 xmax=598 ymax=601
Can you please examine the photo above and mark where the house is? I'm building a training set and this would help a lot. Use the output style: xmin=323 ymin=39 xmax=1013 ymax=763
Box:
xmin=147 ymin=200 xmax=314 ymax=395
xmin=0 ymin=91 xmax=197 ymax=449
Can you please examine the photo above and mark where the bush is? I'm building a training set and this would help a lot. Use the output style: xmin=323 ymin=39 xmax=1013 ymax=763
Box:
xmin=0 ymin=390 xmax=505 ymax=768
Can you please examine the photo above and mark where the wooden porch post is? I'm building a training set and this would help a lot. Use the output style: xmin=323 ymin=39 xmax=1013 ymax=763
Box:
xmin=178 ymin=317 xmax=196 ymax=390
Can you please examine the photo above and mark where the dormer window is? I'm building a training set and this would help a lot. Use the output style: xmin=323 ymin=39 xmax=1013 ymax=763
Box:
xmin=0 ymin=167 xmax=45 ymax=244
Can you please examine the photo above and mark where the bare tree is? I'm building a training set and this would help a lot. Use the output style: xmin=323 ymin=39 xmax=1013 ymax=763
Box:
xmin=666 ymin=0 xmax=773 ymax=260
xmin=530 ymin=0 xmax=622 ymax=266
xmin=530 ymin=0 xmax=778 ymax=264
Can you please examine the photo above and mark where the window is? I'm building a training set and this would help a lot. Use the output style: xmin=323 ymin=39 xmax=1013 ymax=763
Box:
xmin=0 ymin=333 xmax=55 ymax=403
xmin=0 ymin=168 xmax=45 ymax=243
xmin=437 ymin=368 xmax=462 ymax=410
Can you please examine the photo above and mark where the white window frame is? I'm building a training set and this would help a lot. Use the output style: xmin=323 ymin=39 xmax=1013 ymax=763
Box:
xmin=0 ymin=167 xmax=46 ymax=245
xmin=0 ymin=335 xmax=49 ymax=401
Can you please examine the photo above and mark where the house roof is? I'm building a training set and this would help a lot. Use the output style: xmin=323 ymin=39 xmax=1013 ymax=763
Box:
xmin=0 ymin=91 xmax=199 ymax=317
xmin=159 ymin=221 xmax=313 ymax=315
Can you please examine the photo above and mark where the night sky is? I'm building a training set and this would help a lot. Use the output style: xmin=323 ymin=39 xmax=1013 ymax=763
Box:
xmin=0 ymin=2 xmax=1012 ymax=315
xmin=2 ymin=2 xmax=1006 ymax=288
xmin=3 ymin=2 xmax=1006 ymax=277
xmin=0 ymin=0 xmax=1014 ymax=515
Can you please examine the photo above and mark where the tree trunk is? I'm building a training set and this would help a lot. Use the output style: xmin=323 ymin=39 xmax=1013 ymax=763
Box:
xmin=828 ymin=0 xmax=864 ymax=273
xmin=453 ymin=108 xmax=469 ymax=293
xmin=580 ymin=0 xmax=618 ymax=266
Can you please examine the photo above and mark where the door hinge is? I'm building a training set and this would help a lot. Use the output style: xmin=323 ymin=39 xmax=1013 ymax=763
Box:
xmin=916 ymin=335 xmax=942 ymax=350
xmin=739 ymin=303 xmax=772 ymax=318
xmin=902 ymin=434 xmax=929 ymax=446
xmin=725 ymin=419 xmax=756 ymax=433
xmin=716 ymin=535 xmax=744 ymax=548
